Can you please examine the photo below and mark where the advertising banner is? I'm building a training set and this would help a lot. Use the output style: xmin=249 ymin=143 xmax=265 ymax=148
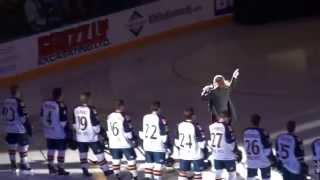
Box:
xmin=0 ymin=0 xmax=231 ymax=79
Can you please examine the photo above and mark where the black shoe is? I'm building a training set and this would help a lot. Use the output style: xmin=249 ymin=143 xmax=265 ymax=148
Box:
xmin=20 ymin=163 xmax=31 ymax=170
xmin=58 ymin=167 xmax=70 ymax=176
xmin=104 ymin=170 xmax=114 ymax=177
xmin=10 ymin=162 xmax=18 ymax=174
xmin=130 ymin=173 xmax=138 ymax=180
xmin=114 ymin=174 xmax=121 ymax=180
xmin=82 ymin=168 xmax=92 ymax=177
xmin=10 ymin=162 xmax=17 ymax=171
xmin=48 ymin=164 xmax=57 ymax=175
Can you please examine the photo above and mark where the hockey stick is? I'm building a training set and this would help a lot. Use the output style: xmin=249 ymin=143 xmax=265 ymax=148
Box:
xmin=39 ymin=149 xmax=48 ymax=161
xmin=88 ymin=145 xmax=111 ymax=165
xmin=135 ymin=146 xmax=146 ymax=157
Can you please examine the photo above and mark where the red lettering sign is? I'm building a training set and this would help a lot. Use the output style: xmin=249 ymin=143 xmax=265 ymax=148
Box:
xmin=38 ymin=18 xmax=109 ymax=63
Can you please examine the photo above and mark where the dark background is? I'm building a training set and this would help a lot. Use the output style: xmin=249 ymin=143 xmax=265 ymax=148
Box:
xmin=0 ymin=0 xmax=158 ymax=43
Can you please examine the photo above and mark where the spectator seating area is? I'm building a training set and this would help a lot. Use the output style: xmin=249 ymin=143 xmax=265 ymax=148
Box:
xmin=0 ymin=0 xmax=158 ymax=43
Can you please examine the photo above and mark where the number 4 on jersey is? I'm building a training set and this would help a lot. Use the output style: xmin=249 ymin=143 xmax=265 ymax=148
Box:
xmin=180 ymin=133 xmax=192 ymax=148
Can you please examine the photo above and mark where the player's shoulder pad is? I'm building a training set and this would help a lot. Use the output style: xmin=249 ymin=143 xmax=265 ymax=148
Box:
xmin=242 ymin=127 xmax=253 ymax=134
xmin=227 ymin=125 xmax=234 ymax=132
xmin=276 ymin=133 xmax=286 ymax=139
xmin=121 ymin=112 xmax=131 ymax=120
xmin=58 ymin=101 xmax=66 ymax=108
xmin=222 ymin=122 xmax=233 ymax=130
xmin=313 ymin=138 xmax=320 ymax=144
xmin=89 ymin=106 xmax=98 ymax=114
xmin=158 ymin=114 xmax=167 ymax=124
xmin=295 ymin=135 xmax=303 ymax=144
xmin=15 ymin=97 xmax=24 ymax=106
xmin=193 ymin=122 xmax=203 ymax=130
xmin=261 ymin=128 xmax=269 ymax=136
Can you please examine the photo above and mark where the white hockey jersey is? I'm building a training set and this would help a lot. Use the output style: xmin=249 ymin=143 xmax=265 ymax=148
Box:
xmin=312 ymin=138 xmax=320 ymax=161
xmin=41 ymin=100 xmax=67 ymax=139
xmin=276 ymin=133 xmax=304 ymax=174
xmin=73 ymin=105 xmax=100 ymax=143
xmin=140 ymin=112 xmax=168 ymax=152
xmin=209 ymin=122 xmax=236 ymax=161
xmin=243 ymin=127 xmax=272 ymax=168
xmin=106 ymin=112 xmax=133 ymax=149
xmin=175 ymin=120 xmax=205 ymax=161
xmin=2 ymin=97 xmax=27 ymax=134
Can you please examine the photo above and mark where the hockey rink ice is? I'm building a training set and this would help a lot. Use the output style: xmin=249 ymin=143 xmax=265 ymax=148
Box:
xmin=0 ymin=17 xmax=320 ymax=179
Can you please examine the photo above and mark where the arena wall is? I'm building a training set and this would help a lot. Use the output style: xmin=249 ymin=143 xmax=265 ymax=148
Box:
xmin=0 ymin=0 xmax=233 ymax=86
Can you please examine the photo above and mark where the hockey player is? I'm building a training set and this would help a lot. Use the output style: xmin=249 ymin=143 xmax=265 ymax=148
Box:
xmin=209 ymin=111 xmax=239 ymax=180
xmin=201 ymin=69 xmax=239 ymax=122
xmin=139 ymin=101 xmax=169 ymax=180
xmin=243 ymin=114 xmax=274 ymax=180
xmin=73 ymin=92 xmax=113 ymax=177
xmin=40 ymin=88 xmax=70 ymax=175
xmin=2 ymin=85 xmax=32 ymax=174
xmin=275 ymin=120 xmax=308 ymax=180
xmin=175 ymin=107 xmax=206 ymax=180
xmin=312 ymin=138 xmax=320 ymax=179
xmin=106 ymin=99 xmax=138 ymax=180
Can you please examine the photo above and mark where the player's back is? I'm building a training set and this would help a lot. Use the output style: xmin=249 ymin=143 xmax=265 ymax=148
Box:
xmin=142 ymin=113 xmax=166 ymax=152
xmin=177 ymin=121 xmax=203 ymax=161
xmin=312 ymin=138 xmax=320 ymax=161
xmin=74 ymin=105 xmax=98 ymax=143
xmin=2 ymin=97 xmax=25 ymax=134
xmin=107 ymin=112 xmax=131 ymax=149
xmin=209 ymin=122 xmax=235 ymax=161
xmin=276 ymin=133 xmax=301 ymax=174
xmin=243 ymin=127 xmax=271 ymax=168
xmin=41 ymin=100 xmax=66 ymax=139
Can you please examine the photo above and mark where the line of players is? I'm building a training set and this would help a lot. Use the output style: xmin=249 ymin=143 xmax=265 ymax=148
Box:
xmin=2 ymin=85 xmax=320 ymax=180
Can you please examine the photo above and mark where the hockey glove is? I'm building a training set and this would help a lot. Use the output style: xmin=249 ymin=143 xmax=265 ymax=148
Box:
xmin=129 ymin=133 xmax=139 ymax=148
xmin=164 ymin=157 xmax=175 ymax=167
xmin=267 ymin=153 xmax=277 ymax=168
xmin=68 ymin=140 xmax=78 ymax=150
xmin=202 ymin=147 xmax=210 ymax=160
xmin=65 ymin=127 xmax=78 ymax=150
xmin=276 ymin=160 xmax=284 ymax=172
xmin=99 ymin=127 xmax=109 ymax=145
xmin=234 ymin=147 xmax=243 ymax=163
